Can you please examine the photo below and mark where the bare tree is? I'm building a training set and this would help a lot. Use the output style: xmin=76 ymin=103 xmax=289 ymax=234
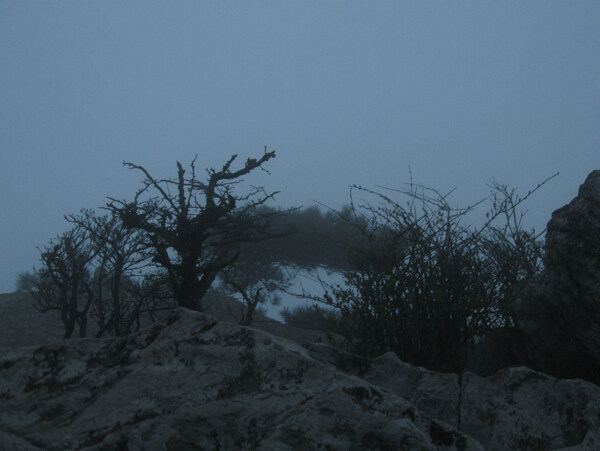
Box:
xmin=107 ymin=149 xmax=294 ymax=309
xmin=67 ymin=209 xmax=151 ymax=336
xmin=33 ymin=226 xmax=99 ymax=338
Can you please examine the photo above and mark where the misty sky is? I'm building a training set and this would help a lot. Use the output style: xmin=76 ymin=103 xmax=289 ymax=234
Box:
xmin=1 ymin=1 xmax=599 ymax=294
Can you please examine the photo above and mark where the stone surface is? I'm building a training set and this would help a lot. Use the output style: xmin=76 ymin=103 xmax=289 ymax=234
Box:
xmin=305 ymin=342 xmax=600 ymax=450
xmin=0 ymin=308 xmax=482 ymax=450
xmin=459 ymin=367 xmax=600 ymax=450
xmin=1 ymin=307 xmax=600 ymax=450
xmin=511 ymin=170 xmax=600 ymax=383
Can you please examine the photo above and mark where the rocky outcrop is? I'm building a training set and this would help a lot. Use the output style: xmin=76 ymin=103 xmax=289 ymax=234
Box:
xmin=1 ymin=308 xmax=600 ymax=450
xmin=511 ymin=170 xmax=600 ymax=384
xmin=459 ymin=368 xmax=600 ymax=450
xmin=305 ymin=342 xmax=600 ymax=450
xmin=0 ymin=308 xmax=482 ymax=450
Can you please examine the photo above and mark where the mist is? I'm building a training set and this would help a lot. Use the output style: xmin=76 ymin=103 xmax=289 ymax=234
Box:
xmin=1 ymin=1 xmax=599 ymax=293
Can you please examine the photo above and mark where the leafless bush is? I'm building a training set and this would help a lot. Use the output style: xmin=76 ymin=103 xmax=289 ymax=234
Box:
xmin=319 ymin=174 xmax=554 ymax=372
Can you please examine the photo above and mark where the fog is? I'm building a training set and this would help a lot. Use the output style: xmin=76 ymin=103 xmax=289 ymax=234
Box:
xmin=1 ymin=1 xmax=599 ymax=294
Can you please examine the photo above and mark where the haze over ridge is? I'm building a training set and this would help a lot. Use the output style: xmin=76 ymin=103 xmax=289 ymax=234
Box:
xmin=1 ymin=1 xmax=598 ymax=293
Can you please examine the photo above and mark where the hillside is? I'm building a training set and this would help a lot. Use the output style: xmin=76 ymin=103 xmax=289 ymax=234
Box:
xmin=0 ymin=292 xmax=64 ymax=348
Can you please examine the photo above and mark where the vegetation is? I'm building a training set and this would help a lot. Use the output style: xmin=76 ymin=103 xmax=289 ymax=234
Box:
xmin=19 ymin=149 xmax=558 ymax=376
xmin=279 ymin=177 xmax=552 ymax=373
xmin=217 ymin=247 xmax=296 ymax=325
xmin=24 ymin=150 xmax=297 ymax=337
xmin=32 ymin=225 xmax=99 ymax=338
xmin=15 ymin=271 xmax=39 ymax=292
xmin=280 ymin=304 xmax=341 ymax=334
xmin=291 ymin=177 xmax=552 ymax=373
xmin=106 ymin=150 xmax=294 ymax=310
xmin=66 ymin=209 xmax=152 ymax=337
xmin=28 ymin=209 xmax=157 ymax=339
xmin=239 ymin=204 xmax=364 ymax=270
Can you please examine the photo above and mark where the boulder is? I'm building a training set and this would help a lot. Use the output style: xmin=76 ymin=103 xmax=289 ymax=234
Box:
xmin=511 ymin=170 xmax=600 ymax=383
xmin=2 ymin=308 xmax=600 ymax=450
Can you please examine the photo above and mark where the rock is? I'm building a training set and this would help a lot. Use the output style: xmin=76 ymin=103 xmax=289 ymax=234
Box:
xmin=1 ymin=307 xmax=600 ymax=449
xmin=308 ymin=343 xmax=600 ymax=450
xmin=358 ymin=351 xmax=462 ymax=430
xmin=0 ymin=308 xmax=482 ymax=450
xmin=459 ymin=367 xmax=600 ymax=450
xmin=511 ymin=170 xmax=600 ymax=384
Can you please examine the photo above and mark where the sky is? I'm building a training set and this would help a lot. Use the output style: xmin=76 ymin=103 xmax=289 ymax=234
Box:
xmin=1 ymin=1 xmax=599 ymax=294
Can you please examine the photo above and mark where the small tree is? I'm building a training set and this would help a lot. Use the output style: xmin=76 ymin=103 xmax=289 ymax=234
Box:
xmin=218 ymin=253 xmax=295 ymax=325
xmin=67 ymin=209 xmax=151 ymax=336
xmin=33 ymin=226 xmax=99 ymax=338
xmin=107 ymin=149 xmax=293 ymax=309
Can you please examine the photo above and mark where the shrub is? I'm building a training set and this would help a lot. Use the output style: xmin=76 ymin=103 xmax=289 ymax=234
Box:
xmin=320 ymin=176 xmax=552 ymax=373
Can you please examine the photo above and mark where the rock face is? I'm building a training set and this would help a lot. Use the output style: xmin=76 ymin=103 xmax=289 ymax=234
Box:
xmin=0 ymin=308 xmax=479 ymax=450
xmin=307 ymin=342 xmax=600 ymax=450
xmin=511 ymin=170 xmax=600 ymax=384
xmin=1 ymin=308 xmax=600 ymax=450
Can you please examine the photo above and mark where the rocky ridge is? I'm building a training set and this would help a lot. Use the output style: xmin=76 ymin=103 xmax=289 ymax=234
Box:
xmin=0 ymin=306 xmax=599 ymax=450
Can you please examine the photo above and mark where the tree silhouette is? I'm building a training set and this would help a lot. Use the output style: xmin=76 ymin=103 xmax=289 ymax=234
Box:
xmin=66 ymin=209 xmax=150 ymax=336
xmin=107 ymin=149 xmax=293 ymax=309
xmin=33 ymin=226 xmax=99 ymax=338
xmin=317 ymin=176 xmax=553 ymax=373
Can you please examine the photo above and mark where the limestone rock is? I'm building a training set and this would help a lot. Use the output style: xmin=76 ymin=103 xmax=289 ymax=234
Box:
xmin=2 ymin=306 xmax=600 ymax=449
xmin=512 ymin=170 xmax=600 ymax=383
xmin=0 ymin=308 xmax=481 ymax=450
xmin=459 ymin=367 xmax=600 ymax=450
xmin=305 ymin=342 xmax=600 ymax=450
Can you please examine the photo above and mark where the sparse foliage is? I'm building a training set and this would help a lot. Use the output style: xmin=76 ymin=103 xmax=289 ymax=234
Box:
xmin=66 ymin=209 xmax=151 ymax=336
xmin=281 ymin=303 xmax=341 ymax=333
xmin=219 ymin=249 xmax=296 ymax=325
xmin=242 ymin=205 xmax=365 ymax=270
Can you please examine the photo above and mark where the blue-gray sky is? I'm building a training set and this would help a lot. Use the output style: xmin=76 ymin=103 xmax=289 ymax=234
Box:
xmin=1 ymin=1 xmax=599 ymax=293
